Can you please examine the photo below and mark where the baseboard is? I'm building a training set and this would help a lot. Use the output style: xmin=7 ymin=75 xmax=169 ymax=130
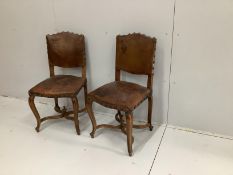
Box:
xmin=166 ymin=124 xmax=233 ymax=140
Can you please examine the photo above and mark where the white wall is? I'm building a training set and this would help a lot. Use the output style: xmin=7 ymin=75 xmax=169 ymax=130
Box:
xmin=0 ymin=0 xmax=233 ymax=136
xmin=169 ymin=0 xmax=233 ymax=136
xmin=0 ymin=0 xmax=55 ymax=97
xmin=0 ymin=0 xmax=174 ymax=124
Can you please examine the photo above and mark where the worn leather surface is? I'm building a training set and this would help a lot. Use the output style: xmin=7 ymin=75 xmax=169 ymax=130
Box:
xmin=88 ymin=81 xmax=150 ymax=112
xmin=29 ymin=75 xmax=86 ymax=98
xmin=116 ymin=33 xmax=156 ymax=75
xmin=46 ymin=32 xmax=85 ymax=68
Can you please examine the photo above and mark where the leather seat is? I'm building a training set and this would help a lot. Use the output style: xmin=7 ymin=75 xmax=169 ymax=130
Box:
xmin=86 ymin=33 xmax=157 ymax=156
xmin=88 ymin=81 xmax=150 ymax=112
xmin=28 ymin=32 xmax=87 ymax=135
xmin=29 ymin=75 xmax=86 ymax=98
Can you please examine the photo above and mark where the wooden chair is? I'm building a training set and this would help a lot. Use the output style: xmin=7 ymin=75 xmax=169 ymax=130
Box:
xmin=87 ymin=33 xmax=157 ymax=156
xmin=28 ymin=32 xmax=87 ymax=135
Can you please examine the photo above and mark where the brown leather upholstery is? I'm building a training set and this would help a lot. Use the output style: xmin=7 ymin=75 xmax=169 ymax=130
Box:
xmin=89 ymin=81 xmax=150 ymax=112
xmin=86 ymin=33 xmax=157 ymax=156
xmin=28 ymin=32 xmax=87 ymax=135
xmin=47 ymin=32 xmax=85 ymax=68
xmin=29 ymin=75 xmax=86 ymax=98
xmin=116 ymin=33 xmax=156 ymax=75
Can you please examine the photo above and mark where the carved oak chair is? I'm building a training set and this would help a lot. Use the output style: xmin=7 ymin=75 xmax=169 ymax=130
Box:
xmin=28 ymin=32 xmax=87 ymax=135
xmin=87 ymin=33 xmax=157 ymax=156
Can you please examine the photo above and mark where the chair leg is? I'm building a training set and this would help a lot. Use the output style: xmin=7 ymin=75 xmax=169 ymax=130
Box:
xmin=148 ymin=96 xmax=153 ymax=131
xmin=28 ymin=95 xmax=41 ymax=132
xmin=126 ymin=112 xmax=133 ymax=156
xmin=86 ymin=99 xmax=97 ymax=138
xmin=71 ymin=97 xmax=81 ymax=135
xmin=54 ymin=98 xmax=61 ymax=112
xmin=84 ymin=82 xmax=88 ymax=106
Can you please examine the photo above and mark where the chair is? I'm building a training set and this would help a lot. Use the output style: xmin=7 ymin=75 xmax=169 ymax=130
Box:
xmin=28 ymin=32 xmax=87 ymax=135
xmin=86 ymin=33 xmax=157 ymax=156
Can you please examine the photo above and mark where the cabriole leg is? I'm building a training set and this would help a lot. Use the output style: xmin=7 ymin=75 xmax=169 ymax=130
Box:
xmin=28 ymin=95 xmax=41 ymax=132
xmin=71 ymin=97 xmax=80 ymax=135
xmin=86 ymin=99 xmax=97 ymax=138
xmin=126 ymin=112 xmax=133 ymax=156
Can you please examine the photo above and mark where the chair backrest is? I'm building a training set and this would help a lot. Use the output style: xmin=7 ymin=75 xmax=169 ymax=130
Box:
xmin=46 ymin=32 xmax=86 ymax=78
xmin=115 ymin=33 xmax=157 ymax=89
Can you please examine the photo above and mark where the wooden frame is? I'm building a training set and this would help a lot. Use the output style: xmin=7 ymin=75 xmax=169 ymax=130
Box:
xmin=28 ymin=32 xmax=87 ymax=135
xmin=87 ymin=33 xmax=157 ymax=156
